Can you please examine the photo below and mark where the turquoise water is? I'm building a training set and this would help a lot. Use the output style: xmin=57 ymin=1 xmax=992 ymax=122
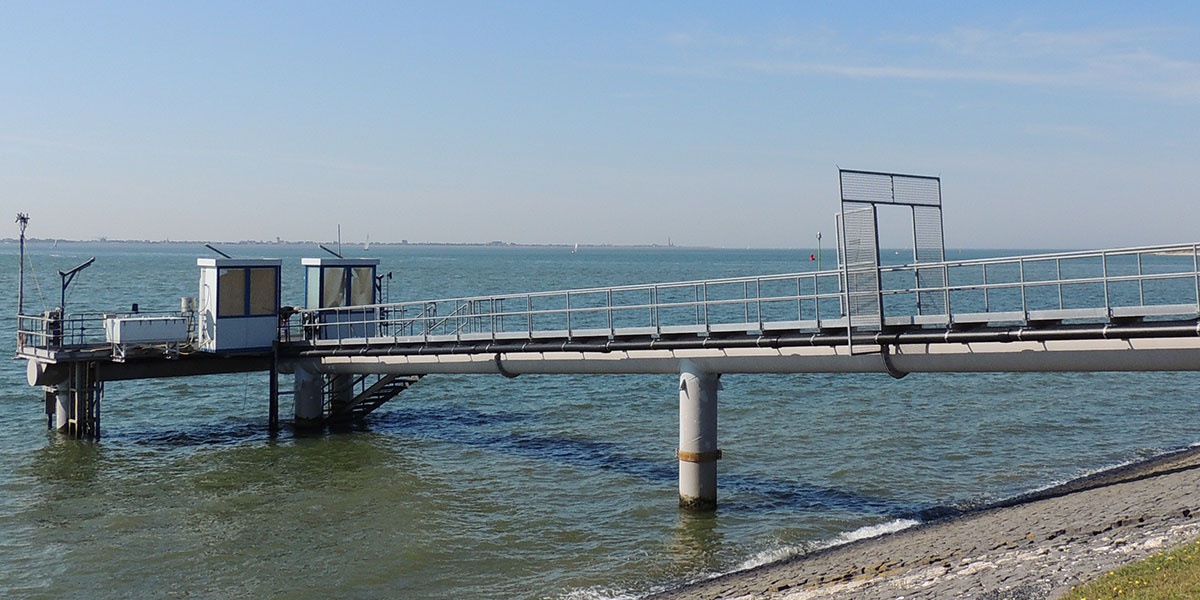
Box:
xmin=1 ymin=242 xmax=1198 ymax=599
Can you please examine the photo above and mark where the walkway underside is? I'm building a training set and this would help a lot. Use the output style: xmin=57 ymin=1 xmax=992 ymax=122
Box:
xmin=295 ymin=320 xmax=1200 ymax=376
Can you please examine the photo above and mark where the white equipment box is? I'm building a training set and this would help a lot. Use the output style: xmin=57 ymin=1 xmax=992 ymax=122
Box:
xmin=104 ymin=316 xmax=189 ymax=344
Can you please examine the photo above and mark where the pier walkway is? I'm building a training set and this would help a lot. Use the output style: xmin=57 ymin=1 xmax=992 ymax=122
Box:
xmin=15 ymin=169 xmax=1200 ymax=508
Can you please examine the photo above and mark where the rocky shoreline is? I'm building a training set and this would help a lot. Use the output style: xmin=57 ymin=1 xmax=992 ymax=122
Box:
xmin=652 ymin=446 xmax=1200 ymax=600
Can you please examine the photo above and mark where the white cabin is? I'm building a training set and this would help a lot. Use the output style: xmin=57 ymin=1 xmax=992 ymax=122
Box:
xmin=301 ymin=257 xmax=380 ymax=340
xmin=196 ymin=258 xmax=282 ymax=352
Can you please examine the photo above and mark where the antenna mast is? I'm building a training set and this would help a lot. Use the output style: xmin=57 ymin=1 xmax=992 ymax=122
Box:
xmin=16 ymin=213 xmax=28 ymax=316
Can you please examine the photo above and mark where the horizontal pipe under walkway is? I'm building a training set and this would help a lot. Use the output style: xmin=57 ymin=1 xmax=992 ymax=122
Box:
xmin=289 ymin=320 xmax=1200 ymax=376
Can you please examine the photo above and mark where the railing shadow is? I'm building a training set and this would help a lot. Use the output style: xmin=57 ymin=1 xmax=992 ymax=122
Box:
xmin=368 ymin=405 xmax=943 ymax=519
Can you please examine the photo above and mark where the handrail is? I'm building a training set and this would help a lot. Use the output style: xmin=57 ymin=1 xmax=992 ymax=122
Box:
xmin=20 ymin=243 xmax=1200 ymax=355
xmin=284 ymin=243 xmax=1200 ymax=344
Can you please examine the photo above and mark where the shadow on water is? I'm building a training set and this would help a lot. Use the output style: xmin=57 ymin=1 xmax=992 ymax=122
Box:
xmin=112 ymin=420 xmax=274 ymax=448
xmin=369 ymin=406 xmax=939 ymax=519
xmin=41 ymin=402 xmax=944 ymax=521
xmin=26 ymin=435 xmax=105 ymax=484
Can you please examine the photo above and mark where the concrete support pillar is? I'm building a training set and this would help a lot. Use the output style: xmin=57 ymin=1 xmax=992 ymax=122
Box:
xmin=328 ymin=374 xmax=353 ymax=412
xmin=54 ymin=386 xmax=69 ymax=432
xmin=294 ymin=362 xmax=324 ymax=428
xmin=50 ymin=362 xmax=101 ymax=438
xmin=268 ymin=354 xmax=279 ymax=434
xmin=678 ymin=359 xmax=720 ymax=510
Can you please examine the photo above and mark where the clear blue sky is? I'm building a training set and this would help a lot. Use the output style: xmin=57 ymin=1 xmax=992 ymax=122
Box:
xmin=3 ymin=2 xmax=1198 ymax=248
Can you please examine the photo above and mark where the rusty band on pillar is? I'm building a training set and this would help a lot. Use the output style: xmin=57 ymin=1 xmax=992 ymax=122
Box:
xmin=677 ymin=449 xmax=722 ymax=463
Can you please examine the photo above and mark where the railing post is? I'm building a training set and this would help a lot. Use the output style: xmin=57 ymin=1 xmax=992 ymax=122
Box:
xmin=607 ymin=289 xmax=614 ymax=336
xmin=1194 ymin=244 xmax=1199 ymax=314
xmin=566 ymin=292 xmax=572 ymax=337
xmin=812 ymin=275 xmax=819 ymax=326
xmin=1102 ymin=252 xmax=1111 ymax=317
xmin=1137 ymin=252 xmax=1145 ymax=306
xmin=983 ymin=264 xmax=990 ymax=312
xmin=743 ymin=281 xmax=749 ymax=323
xmin=702 ymin=282 xmax=710 ymax=333
xmin=648 ymin=288 xmax=657 ymax=331
xmin=1019 ymin=259 xmax=1028 ymax=320
xmin=653 ymin=286 xmax=660 ymax=335
xmin=796 ymin=276 xmax=803 ymax=321
xmin=1057 ymin=258 xmax=1063 ymax=310
xmin=527 ymin=296 xmax=534 ymax=337
xmin=943 ymin=263 xmax=951 ymax=322
xmin=756 ymin=278 xmax=763 ymax=330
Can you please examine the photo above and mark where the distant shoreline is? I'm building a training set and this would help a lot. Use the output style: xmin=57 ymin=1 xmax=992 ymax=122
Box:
xmin=0 ymin=238 xmax=705 ymax=250
xmin=0 ymin=238 xmax=1094 ymax=253
xmin=0 ymin=237 xmax=700 ymax=249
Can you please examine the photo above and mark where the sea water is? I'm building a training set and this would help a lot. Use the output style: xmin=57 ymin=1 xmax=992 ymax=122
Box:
xmin=1 ymin=242 xmax=1197 ymax=599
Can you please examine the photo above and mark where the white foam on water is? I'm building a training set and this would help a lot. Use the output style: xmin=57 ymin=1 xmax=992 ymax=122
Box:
xmin=731 ymin=544 xmax=807 ymax=572
xmin=695 ymin=518 xmax=923 ymax=586
xmin=554 ymin=586 xmax=647 ymax=600
xmin=817 ymin=518 xmax=921 ymax=550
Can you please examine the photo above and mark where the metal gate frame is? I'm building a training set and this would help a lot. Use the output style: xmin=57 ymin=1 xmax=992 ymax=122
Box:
xmin=837 ymin=169 xmax=944 ymax=354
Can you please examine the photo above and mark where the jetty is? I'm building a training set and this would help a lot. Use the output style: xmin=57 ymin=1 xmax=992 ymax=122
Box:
xmin=15 ymin=169 xmax=1200 ymax=509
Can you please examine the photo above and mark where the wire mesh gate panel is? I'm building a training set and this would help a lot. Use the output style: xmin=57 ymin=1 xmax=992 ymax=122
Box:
xmin=912 ymin=204 xmax=946 ymax=316
xmin=838 ymin=206 xmax=882 ymax=330
xmin=838 ymin=169 xmax=945 ymax=352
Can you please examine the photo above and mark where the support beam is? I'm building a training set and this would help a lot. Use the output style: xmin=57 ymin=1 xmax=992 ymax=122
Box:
xmin=294 ymin=362 xmax=323 ymax=428
xmin=51 ymin=362 xmax=102 ymax=439
xmin=678 ymin=359 xmax=720 ymax=510
xmin=54 ymin=386 xmax=69 ymax=432
xmin=268 ymin=348 xmax=279 ymax=433
xmin=327 ymin=374 xmax=353 ymax=414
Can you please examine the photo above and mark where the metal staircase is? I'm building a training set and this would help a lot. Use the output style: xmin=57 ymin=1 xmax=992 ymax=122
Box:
xmin=326 ymin=373 xmax=423 ymax=424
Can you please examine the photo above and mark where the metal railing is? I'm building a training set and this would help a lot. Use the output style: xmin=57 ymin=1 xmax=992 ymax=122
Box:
xmin=16 ymin=310 xmax=196 ymax=354
xmin=283 ymin=243 xmax=1200 ymax=346
xmin=18 ymin=243 xmax=1200 ymax=354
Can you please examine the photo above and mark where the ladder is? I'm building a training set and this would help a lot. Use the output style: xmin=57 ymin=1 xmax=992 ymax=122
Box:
xmin=327 ymin=374 xmax=423 ymax=424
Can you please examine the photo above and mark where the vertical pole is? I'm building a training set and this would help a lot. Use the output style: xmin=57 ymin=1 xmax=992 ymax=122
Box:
xmin=872 ymin=205 xmax=883 ymax=326
xmin=16 ymin=213 xmax=28 ymax=317
xmin=268 ymin=343 xmax=279 ymax=433
xmin=90 ymin=363 xmax=101 ymax=440
xmin=911 ymin=206 xmax=921 ymax=315
xmin=678 ymin=359 xmax=719 ymax=510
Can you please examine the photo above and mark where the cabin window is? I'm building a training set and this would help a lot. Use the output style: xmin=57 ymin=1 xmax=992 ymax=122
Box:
xmin=217 ymin=266 xmax=278 ymax=317
xmin=350 ymin=267 xmax=375 ymax=305
xmin=322 ymin=267 xmax=348 ymax=308
xmin=306 ymin=268 xmax=321 ymax=310
xmin=217 ymin=268 xmax=247 ymax=317
xmin=248 ymin=268 xmax=277 ymax=316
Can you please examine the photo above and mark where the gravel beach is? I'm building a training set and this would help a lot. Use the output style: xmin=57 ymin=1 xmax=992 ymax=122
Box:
xmin=652 ymin=447 xmax=1200 ymax=600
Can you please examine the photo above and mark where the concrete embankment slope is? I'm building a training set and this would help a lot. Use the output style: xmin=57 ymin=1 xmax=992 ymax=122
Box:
xmin=653 ymin=447 xmax=1200 ymax=600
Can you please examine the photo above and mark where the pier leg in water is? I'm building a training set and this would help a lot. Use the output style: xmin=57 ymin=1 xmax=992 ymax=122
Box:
xmin=294 ymin=362 xmax=324 ymax=428
xmin=50 ymin=362 xmax=102 ymax=439
xmin=54 ymin=386 xmax=69 ymax=432
xmin=678 ymin=359 xmax=720 ymax=510
xmin=327 ymin=374 xmax=353 ymax=415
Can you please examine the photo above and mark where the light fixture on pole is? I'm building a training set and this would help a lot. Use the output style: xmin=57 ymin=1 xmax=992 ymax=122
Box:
xmin=816 ymin=231 xmax=822 ymax=271
xmin=59 ymin=257 xmax=96 ymax=313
